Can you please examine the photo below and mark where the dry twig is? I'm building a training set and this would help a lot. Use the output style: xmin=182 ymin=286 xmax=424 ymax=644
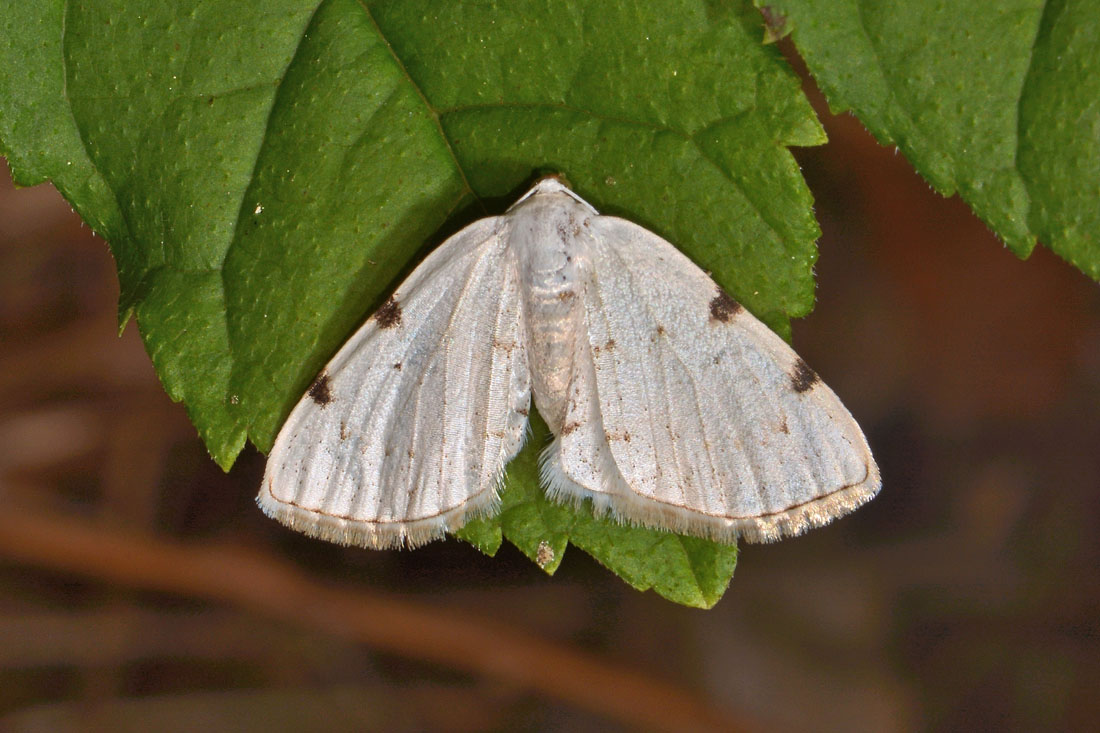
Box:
xmin=0 ymin=506 xmax=747 ymax=733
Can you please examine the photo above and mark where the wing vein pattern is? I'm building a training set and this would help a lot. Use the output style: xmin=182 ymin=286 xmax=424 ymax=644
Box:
xmin=260 ymin=217 xmax=531 ymax=548
xmin=549 ymin=215 xmax=878 ymax=542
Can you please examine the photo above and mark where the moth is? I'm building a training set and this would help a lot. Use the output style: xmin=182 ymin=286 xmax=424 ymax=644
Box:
xmin=260 ymin=178 xmax=880 ymax=548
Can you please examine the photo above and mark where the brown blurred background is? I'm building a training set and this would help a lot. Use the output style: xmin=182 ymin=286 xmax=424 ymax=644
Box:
xmin=1 ymin=53 xmax=1097 ymax=732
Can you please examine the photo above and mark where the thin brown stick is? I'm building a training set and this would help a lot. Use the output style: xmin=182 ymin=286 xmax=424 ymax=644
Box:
xmin=0 ymin=506 xmax=748 ymax=732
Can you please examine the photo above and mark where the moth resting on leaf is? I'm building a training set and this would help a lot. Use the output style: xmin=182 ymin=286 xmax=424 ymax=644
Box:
xmin=260 ymin=178 xmax=880 ymax=548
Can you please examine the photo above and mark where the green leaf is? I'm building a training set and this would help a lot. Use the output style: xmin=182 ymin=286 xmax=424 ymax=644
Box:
xmin=452 ymin=513 xmax=503 ymax=556
xmin=491 ymin=414 xmax=738 ymax=609
xmin=2 ymin=1 xmax=322 ymax=462
xmin=756 ymin=0 xmax=1100 ymax=280
xmin=0 ymin=0 xmax=823 ymax=606
xmin=0 ymin=2 xmax=126 ymax=282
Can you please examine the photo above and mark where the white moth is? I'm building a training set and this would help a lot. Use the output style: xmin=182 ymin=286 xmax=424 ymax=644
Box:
xmin=259 ymin=178 xmax=880 ymax=549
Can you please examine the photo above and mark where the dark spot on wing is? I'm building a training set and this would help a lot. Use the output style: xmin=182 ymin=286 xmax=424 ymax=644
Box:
xmin=790 ymin=358 xmax=820 ymax=393
xmin=605 ymin=339 xmax=615 ymax=350
xmin=517 ymin=407 xmax=529 ymax=416
xmin=709 ymin=289 xmax=743 ymax=323
xmin=779 ymin=418 xmax=789 ymax=434
xmin=561 ymin=421 xmax=580 ymax=436
xmin=393 ymin=362 xmax=402 ymax=370
xmin=558 ymin=290 xmax=576 ymax=301
xmin=374 ymin=297 xmax=402 ymax=329
xmin=655 ymin=325 xmax=665 ymax=336
xmin=308 ymin=372 xmax=333 ymax=406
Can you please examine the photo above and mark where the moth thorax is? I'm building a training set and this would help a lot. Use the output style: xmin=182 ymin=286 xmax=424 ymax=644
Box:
xmin=511 ymin=194 xmax=592 ymax=433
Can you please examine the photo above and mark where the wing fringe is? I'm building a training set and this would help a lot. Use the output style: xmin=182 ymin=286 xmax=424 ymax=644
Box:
xmin=257 ymin=425 xmax=528 ymax=549
xmin=540 ymin=438 xmax=880 ymax=544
